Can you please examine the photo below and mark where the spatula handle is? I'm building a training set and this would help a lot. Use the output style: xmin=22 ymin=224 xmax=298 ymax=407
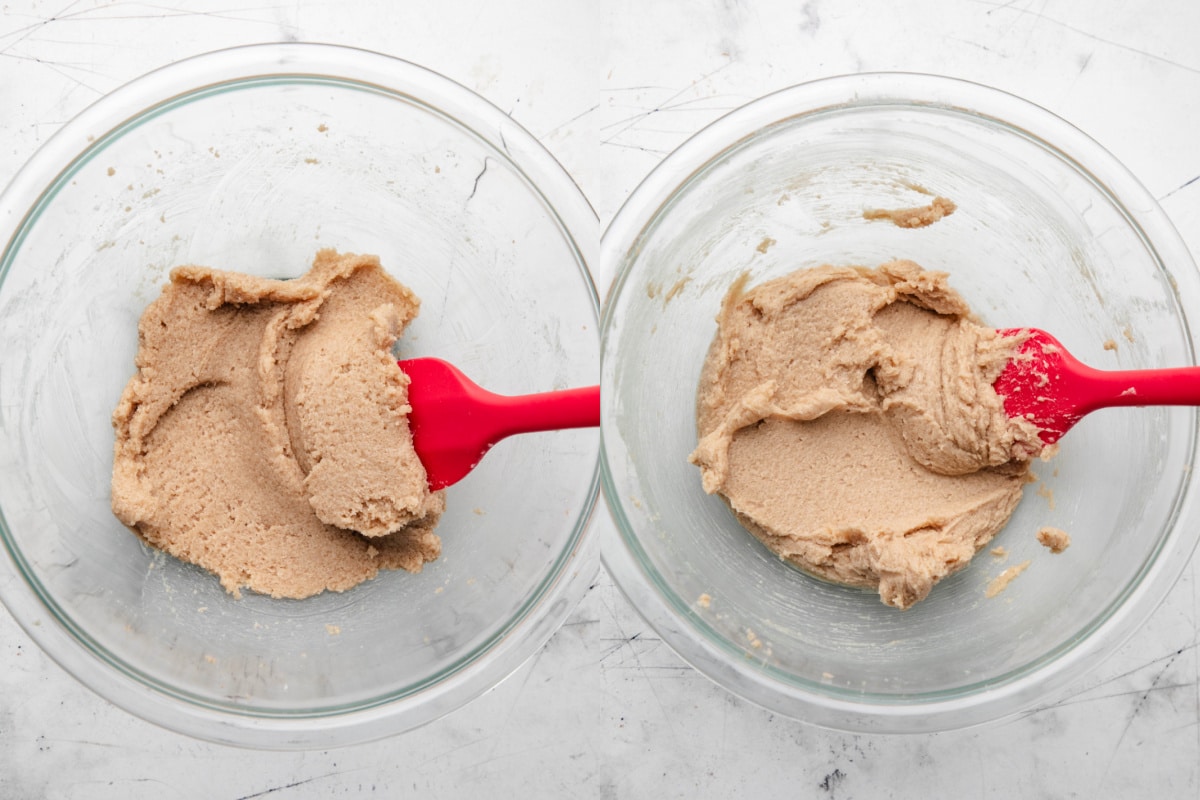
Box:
xmin=487 ymin=385 xmax=601 ymax=439
xmin=1075 ymin=365 xmax=1200 ymax=413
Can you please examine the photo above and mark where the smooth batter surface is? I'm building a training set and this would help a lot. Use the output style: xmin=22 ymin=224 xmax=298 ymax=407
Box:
xmin=111 ymin=249 xmax=444 ymax=599
xmin=690 ymin=261 xmax=1043 ymax=609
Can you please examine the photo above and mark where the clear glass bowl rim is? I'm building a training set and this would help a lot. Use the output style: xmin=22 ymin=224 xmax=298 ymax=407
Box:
xmin=0 ymin=42 xmax=601 ymax=749
xmin=599 ymin=71 xmax=1200 ymax=733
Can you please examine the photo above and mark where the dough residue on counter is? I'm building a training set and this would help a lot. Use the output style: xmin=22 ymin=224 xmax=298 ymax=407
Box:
xmin=111 ymin=249 xmax=444 ymax=599
xmin=863 ymin=196 xmax=956 ymax=229
xmin=1037 ymin=526 xmax=1071 ymax=554
xmin=690 ymin=261 xmax=1044 ymax=609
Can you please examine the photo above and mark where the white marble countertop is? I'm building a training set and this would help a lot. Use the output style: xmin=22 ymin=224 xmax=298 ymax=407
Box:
xmin=2 ymin=1 xmax=1199 ymax=797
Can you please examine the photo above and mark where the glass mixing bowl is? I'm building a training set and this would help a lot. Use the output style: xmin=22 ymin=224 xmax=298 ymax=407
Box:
xmin=600 ymin=73 xmax=1200 ymax=732
xmin=0 ymin=44 xmax=599 ymax=748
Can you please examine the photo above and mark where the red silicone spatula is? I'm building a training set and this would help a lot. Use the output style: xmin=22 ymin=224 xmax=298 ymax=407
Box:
xmin=397 ymin=358 xmax=600 ymax=490
xmin=993 ymin=328 xmax=1196 ymax=444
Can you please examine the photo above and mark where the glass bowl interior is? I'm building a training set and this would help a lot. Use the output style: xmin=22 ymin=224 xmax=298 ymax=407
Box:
xmin=600 ymin=75 xmax=1200 ymax=731
xmin=0 ymin=45 xmax=599 ymax=746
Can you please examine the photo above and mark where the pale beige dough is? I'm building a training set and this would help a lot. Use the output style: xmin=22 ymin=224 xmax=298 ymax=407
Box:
xmin=986 ymin=560 xmax=1032 ymax=598
xmin=690 ymin=261 xmax=1043 ymax=609
xmin=863 ymin=196 xmax=957 ymax=229
xmin=1037 ymin=526 xmax=1071 ymax=553
xmin=111 ymin=249 xmax=444 ymax=599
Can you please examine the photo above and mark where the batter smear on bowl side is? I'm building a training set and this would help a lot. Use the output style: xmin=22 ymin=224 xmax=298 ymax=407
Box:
xmin=690 ymin=261 xmax=1045 ymax=609
xmin=863 ymin=196 xmax=957 ymax=229
xmin=111 ymin=249 xmax=444 ymax=599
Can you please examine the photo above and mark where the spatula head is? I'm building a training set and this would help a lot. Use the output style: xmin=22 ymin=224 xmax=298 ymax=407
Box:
xmin=398 ymin=358 xmax=499 ymax=490
xmin=992 ymin=328 xmax=1081 ymax=445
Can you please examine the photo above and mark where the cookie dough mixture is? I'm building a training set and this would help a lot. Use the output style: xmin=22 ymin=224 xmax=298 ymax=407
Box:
xmin=863 ymin=196 xmax=957 ymax=229
xmin=111 ymin=249 xmax=444 ymax=599
xmin=690 ymin=261 xmax=1044 ymax=609
xmin=1037 ymin=526 xmax=1071 ymax=553
xmin=986 ymin=560 xmax=1032 ymax=598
